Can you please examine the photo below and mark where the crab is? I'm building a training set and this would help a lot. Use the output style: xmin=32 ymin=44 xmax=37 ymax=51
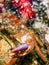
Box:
xmin=0 ymin=13 xmax=47 ymax=63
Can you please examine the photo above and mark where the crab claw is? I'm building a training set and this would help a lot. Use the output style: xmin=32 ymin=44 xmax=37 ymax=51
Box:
xmin=11 ymin=44 xmax=28 ymax=53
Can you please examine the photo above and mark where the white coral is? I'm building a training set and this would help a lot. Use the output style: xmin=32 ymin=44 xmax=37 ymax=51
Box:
xmin=45 ymin=34 xmax=49 ymax=43
xmin=42 ymin=0 xmax=49 ymax=19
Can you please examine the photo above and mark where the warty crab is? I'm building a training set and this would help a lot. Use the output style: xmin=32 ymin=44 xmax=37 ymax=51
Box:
xmin=0 ymin=13 xmax=47 ymax=64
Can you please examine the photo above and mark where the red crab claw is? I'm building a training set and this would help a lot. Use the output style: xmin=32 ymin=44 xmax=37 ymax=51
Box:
xmin=11 ymin=44 xmax=30 ymax=57
xmin=11 ymin=44 xmax=28 ymax=53
xmin=11 ymin=38 xmax=35 ymax=57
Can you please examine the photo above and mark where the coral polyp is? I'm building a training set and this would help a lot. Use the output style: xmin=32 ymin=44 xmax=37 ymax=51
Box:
xmin=11 ymin=0 xmax=36 ymax=20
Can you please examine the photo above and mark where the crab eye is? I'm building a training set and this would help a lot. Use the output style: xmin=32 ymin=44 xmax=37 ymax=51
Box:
xmin=21 ymin=35 xmax=27 ymax=43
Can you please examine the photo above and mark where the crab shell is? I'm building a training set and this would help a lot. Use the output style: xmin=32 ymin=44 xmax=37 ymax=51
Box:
xmin=0 ymin=13 xmax=47 ymax=65
xmin=11 ymin=25 xmax=35 ymax=56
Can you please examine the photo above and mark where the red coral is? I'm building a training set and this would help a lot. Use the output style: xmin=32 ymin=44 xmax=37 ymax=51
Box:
xmin=12 ymin=0 xmax=36 ymax=20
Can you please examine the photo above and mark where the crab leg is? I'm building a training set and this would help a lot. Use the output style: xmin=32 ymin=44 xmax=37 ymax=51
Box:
xmin=35 ymin=43 xmax=47 ymax=62
xmin=34 ymin=34 xmax=43 ymax=46
xmin=6 ymin=58 xmax=17 ymax=65
xmin=29 ymin=30 xmax=47 ymax=62
xmin=29 ymin=30 xmax=43 ymax=46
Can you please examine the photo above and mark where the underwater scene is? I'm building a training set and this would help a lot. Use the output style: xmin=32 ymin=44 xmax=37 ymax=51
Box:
xmin=0 ymin=0 xmax=49 ymax=65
